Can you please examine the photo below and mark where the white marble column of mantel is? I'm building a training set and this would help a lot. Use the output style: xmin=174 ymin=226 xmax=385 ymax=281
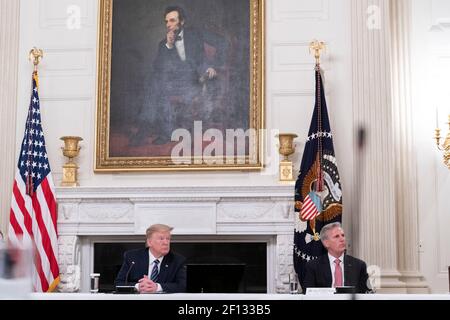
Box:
xmin=57 ymin=235 xmax=81 ymax=292
xmin=350 ymin=0 xmax=405 ymax=292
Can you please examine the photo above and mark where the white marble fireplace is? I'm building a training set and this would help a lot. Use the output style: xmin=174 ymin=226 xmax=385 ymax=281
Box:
xmin=55 ymin=185 xmax=295 ymax=293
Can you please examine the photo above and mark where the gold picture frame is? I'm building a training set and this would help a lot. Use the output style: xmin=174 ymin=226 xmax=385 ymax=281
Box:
xmin=95 ymin=0 xmax=264 ymax=171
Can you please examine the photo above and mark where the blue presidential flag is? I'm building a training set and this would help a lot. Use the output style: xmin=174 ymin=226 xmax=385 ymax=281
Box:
xmin=293 ymin=66 xmax=343 ymax=290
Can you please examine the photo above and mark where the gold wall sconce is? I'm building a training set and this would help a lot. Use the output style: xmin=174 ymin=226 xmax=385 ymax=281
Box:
xmin=434 ymin=115 xmax=450 ymax=170
xmin=60 ymin=136 xmax=83 ymax=187
xmin=276 ymin=133 xmax=298 ymax=182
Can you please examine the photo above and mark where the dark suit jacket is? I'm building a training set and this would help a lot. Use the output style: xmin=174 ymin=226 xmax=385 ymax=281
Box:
xmin=303 ymin=254 xmax=370 ymax=294
xmin=115 ymin=247 xmax=186 ymax=293
xmin=152 ymin=27 xmax=225 ymax=96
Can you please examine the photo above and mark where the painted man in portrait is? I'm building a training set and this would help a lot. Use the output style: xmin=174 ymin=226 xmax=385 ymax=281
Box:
xmin=132 ymin=5 xmax=226 ymax=146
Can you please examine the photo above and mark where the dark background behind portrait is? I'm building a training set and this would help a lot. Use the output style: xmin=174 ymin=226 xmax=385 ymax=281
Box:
xmin=109 ymin=0 xmax=250 ymax=153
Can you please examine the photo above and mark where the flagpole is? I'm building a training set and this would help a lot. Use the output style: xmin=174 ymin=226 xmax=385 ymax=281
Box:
xmin=309 ymin=40 xmax=326 ymax=239
xmin=26 ymin=48 xmax=43 ymax=196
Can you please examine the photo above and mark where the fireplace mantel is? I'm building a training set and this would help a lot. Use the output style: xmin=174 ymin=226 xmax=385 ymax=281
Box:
xmin=55 ymin=185 xmax=296 ymax=293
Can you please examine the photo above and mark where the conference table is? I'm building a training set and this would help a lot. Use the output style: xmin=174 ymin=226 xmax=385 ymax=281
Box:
xmin=27 ymin=293 xmax=450 ymax=300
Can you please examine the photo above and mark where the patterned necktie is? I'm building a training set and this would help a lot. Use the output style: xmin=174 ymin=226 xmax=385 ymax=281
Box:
xmin=334 ymin=258 xmax=343 ymax=287
xmin=150 ymin=259 xmax=160 ymax=281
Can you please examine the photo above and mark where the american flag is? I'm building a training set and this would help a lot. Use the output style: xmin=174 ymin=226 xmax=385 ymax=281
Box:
xmin=9 ymin=71 xmax=60 ymax=292
xmin=300 ymin=192 xmax=321 ymax=220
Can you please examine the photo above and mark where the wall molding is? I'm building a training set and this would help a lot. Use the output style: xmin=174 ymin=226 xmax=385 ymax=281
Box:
xmin=271 ymin=0 xmax=330 ymax=22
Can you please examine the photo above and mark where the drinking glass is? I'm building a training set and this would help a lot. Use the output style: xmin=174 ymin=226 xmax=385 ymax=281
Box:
xmin=289 ymin=273 xmax=299 ymax=294
xmin=90 ymin=273 xmax=100 ymax=293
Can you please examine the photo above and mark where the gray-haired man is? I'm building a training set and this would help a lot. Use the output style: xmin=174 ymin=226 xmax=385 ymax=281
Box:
xmin=302 ymin=222 xmax=371 ymax=293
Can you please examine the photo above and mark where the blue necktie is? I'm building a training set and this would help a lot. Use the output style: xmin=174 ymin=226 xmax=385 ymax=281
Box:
xmin=150 ymin=259 xmax=160 ymax=281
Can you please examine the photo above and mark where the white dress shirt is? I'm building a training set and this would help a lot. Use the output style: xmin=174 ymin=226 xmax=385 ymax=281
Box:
xmin=135 ymin=251 xmax=164 ymax=292
xmin=328 ymin=253 xmax=345 ymax=287
xmin=148 ymin=251 xmax=163 ymax=292
xmin=166 ymin=30 xmax=186 ymax=61
xmin=174 ymin=30 xmax=186 ymax=61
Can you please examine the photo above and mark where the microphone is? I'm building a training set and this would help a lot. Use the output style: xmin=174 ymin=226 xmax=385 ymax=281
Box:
xmin=125 ymin=261 xmax=135 ymax=285
xmin=353 ymin=125 xmax=366 ymax=237
xmin=357 ymin=126 xmax=366 ymax=150
xmin=351 ymin=125 xmax=367 ymax=301
xmin=115 ymin=261 xmax=137 ymax=294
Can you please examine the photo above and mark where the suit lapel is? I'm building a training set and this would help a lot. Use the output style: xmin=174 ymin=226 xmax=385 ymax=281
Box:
xmin=157 ymin=253 xmax=172 ymax=282
xmin=139 ymin=248 xmax=149 ymax=276
xmin=320 ymin=255 xmax=333 ymax=286
xmin=183 ymin=28 xmax=202 ymax=63
xmin=183 ymin=29 xmax=193 ymax=61
xmin=343 ymin=255 xmax=353 ymax=286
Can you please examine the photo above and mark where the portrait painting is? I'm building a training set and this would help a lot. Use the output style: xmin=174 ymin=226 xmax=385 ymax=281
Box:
xmin=96 ymin=0 xmax=264 ymax=171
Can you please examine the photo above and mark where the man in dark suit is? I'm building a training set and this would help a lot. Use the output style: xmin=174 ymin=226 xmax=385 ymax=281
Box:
xmin=303 ymin=222 xmax=371 ymax=294
xmin=115 ymin=224 xmax=186 ymax=293
xmin=141 ymin=5 xmax=225 ymax=145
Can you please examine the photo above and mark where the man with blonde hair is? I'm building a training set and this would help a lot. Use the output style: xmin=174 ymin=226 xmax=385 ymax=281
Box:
xmin=115 ymin=224 xmax=186 ymax=293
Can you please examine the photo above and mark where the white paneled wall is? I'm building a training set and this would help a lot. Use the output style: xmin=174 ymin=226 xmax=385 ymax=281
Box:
xmin=16 ymin=0 xmax=353 ymax=190
xmin=267 ymin=0 xmax=354 ymax=244
xmin=16 ymin=0 xmax=98 ymax=187
xmin=412 ymin=0 xmax=450 ymax=293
